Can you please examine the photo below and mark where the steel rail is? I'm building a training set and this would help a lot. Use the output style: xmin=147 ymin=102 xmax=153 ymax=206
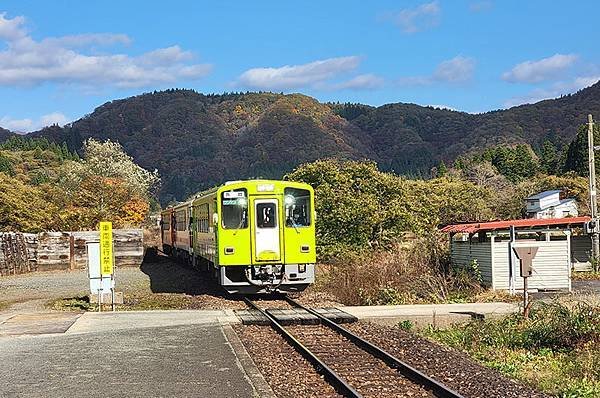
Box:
xmin=285 ymin=297 xmax=465 ymax=398
xmin=243 ymin=297 xmax=363 ymax=398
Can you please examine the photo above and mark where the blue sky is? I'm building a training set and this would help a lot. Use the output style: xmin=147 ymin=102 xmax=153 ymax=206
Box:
xmin=1 ymin=0 xmax=599 ymax=131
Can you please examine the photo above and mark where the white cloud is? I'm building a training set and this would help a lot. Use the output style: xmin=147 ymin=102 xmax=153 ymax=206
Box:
xmin=42 ymin=33 xmax=132 ymax=48
xmin=40 ymin=112 xmax=69 ymax=127
xmin=399 ymin=56 xmax=475 ymax=86
xmin=0 ymin=13 xmax=212 ymax=89
xmin=502 ymin=54 xmax=578 ymax=83
xmin=0 ymin=112 xmax=70 ymax=133
xmin=0 ymin=116 xmax=33 ymax=132
xmin=433 ymin=56 xmax=475 ymax=83
xmin=428 ymin=104 xmax=458 ymax=111
xmin=331 ymin=74 xmax=384 ymax=90
xmin=391 ymin=1 xmax=441 ymax=34
xmin=236 ymin=56 xmax=362 ymax=90
xmin=469 ymin=1 xmax=493 ymax=12
xmin=504 ymin=75 xmax=600 ymax=107
xmin=0 ymin=12 xmax=26 ymax=41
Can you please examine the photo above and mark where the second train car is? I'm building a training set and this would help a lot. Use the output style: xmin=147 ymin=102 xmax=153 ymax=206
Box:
xmin=160 ymin=179 xmax=316 ymax=293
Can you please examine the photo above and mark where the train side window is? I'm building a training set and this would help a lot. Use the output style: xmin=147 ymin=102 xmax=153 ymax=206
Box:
xmin=256 ymin=203 xmax=277 ymax=228
xmin=221 ymin=189 xmax=248 ymax=229
xmin=196 ymin=203 xmax=210 ymax=233
xmin=176 ymin=210 xmax=187 ymax=231
xmin=284 ymin=188 xmax=311 ymax=227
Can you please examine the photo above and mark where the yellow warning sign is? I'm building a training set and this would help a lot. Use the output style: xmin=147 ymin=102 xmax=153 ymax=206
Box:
xmin=99 ymin=221 xmax=113 ymax=276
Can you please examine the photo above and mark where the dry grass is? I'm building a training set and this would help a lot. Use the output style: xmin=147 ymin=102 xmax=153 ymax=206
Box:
xmin=572 ymin=271 xmax=600 ymax=280
xmin=315 ymin=236 xmax=490 ymax=306
xmin=143 ymin=226 xmax=161 ymax=249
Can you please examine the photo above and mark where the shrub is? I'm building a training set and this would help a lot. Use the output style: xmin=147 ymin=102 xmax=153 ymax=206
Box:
xmin=314 ymin=234 xmax=483 ymax=305
xmin=286 ymin=158 xmax=492 ymax=258
xmin=435 ymin=301 xmax=600 ymax=351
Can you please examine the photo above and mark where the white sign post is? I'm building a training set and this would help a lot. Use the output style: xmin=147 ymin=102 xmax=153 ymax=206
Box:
xmin=87 ymin=241 xmax=115 ymax=311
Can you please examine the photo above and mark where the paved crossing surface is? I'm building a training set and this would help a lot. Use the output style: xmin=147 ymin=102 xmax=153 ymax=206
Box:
xmin=0 ymin=312 xmax=257 ymax=398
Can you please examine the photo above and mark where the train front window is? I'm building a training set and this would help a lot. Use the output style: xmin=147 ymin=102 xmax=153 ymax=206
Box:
xmin=256 ymin=203 xmax=277 ymax=228
xmin=221 ymin=189 xmax=248 ymax=229
xmin=284 ymin=188 xmax=311 ymax=227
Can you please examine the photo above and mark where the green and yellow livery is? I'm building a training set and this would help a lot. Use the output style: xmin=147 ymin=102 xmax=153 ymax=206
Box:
xmin=161 ymin=179 xmax=316 ymax=293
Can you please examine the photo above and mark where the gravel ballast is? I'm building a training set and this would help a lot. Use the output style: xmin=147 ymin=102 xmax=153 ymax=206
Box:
xmin=234 ymin=324 xmax=342 ymax=398
xmin=234 ymin=320 xmax=551 ymax=398
xmin=345 ymin=322 xmax=550 ymax=398
xmin=287 ymin=323 xmax=434 ymax=397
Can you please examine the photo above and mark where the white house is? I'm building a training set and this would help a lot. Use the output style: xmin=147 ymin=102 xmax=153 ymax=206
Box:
xmin=526 ymin=190 xmax=578 ymax=219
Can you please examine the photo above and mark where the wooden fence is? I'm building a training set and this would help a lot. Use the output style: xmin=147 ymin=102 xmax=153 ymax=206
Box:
xmin=0 ymin=229 xmax=143 ymax=276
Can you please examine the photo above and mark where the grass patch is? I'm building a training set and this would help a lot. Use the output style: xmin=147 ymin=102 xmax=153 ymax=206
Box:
xmin=48 ymin=291 xmax=234 ymax=312
xmin=0 ymin=300 xmax=14 ymax=311
xmin=423 ymin=301 xmax=600 ymax=397
xmin=122 ymin=292 xmax=203 ymax=310
xmin=48 ymin=295 xmax=94 ymax=311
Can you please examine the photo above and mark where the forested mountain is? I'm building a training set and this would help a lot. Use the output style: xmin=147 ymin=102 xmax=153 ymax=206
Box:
xmin=5 ymin=81 xmax=600 ymax=203
xmin=0 ymin=127 xmax=13 ymax=142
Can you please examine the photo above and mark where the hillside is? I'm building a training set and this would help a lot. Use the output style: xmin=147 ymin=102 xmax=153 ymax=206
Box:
xmin=7 ymin=81 xmax=600 ymax=203
xmin=0 ymin=128 xmax=13 ymax=142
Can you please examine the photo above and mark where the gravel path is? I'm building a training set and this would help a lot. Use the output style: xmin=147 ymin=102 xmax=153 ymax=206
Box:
xmin=0 ymin=268 xmax=146 ymax=303
xmin=345 ymin=322 xmax=551 ymax=398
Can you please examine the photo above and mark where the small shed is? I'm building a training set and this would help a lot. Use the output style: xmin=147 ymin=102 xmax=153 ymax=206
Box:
xmin=442 ymin=217 xmax=591 ymax=292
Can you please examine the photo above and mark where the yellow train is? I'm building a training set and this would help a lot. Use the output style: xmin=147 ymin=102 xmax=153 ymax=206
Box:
xmin=161 ymin=179 xmax=316 ymax=293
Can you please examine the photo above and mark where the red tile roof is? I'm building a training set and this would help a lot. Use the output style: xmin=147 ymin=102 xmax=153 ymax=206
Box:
xmin=440 ymin=216 xmax=591 ymax=234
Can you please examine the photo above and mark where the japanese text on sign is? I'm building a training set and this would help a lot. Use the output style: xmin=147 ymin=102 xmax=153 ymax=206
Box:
xmin=99 ymin=221 xmax=113 ymax=276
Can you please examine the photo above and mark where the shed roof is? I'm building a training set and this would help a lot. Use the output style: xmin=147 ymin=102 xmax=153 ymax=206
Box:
xmin=440 ymin=216 xmax=590 ymax=234
xmin=526 ymin=190 xmax=561 ymax=200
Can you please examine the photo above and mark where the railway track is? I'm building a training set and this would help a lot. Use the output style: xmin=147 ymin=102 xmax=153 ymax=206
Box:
xmin=244 ymin=296 xmax=464 ymax=398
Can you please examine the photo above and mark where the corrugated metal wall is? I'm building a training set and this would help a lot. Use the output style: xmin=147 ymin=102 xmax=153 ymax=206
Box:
xmin=450 ymin=240 xmax=493 ymax=286
xmin=493 ymin=240 xmax=570 ymax=291
xmin=571 ymin=235 xmax=592 ymax=271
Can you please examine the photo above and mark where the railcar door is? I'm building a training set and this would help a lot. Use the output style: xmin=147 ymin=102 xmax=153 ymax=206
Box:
xmin=170 ymin=210 xmax=176 ymax=246
xmin=253 ymin=198 xmax=281 ymax=262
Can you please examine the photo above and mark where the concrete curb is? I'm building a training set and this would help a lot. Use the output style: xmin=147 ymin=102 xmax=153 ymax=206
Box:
xmin=342 ymin=302 xmax=520 ymax=328
xmin=222 ymin=323 xmax=277 ymax=398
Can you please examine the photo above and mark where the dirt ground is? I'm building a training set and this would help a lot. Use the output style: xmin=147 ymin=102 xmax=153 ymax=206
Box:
xmin=0 ymin=250 xmax=340 ymax=312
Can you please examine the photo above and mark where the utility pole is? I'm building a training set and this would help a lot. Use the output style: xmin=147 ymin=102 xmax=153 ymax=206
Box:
xmin=588 ymin=114 xmax=600 ymax=261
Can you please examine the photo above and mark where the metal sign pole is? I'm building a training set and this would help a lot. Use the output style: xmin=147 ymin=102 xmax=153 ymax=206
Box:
xmin=588 ymin=114 xmax=600 ymax=263
xmin=98 ymin=274 xmax=103 ymax=312
xmin=513 ymin=246 xmax=538 ymax=318
xmin=523 ymin=275 xmax=529 ymax=318
xmin=508 ymin=226 xmax=516 ymax=295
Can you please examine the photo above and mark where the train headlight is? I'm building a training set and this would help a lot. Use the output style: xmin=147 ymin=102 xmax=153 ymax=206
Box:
xmin=298 ymin=264 xmax=306 ymax=273
xmin=284 ymin=195 xmax=295 ymax=206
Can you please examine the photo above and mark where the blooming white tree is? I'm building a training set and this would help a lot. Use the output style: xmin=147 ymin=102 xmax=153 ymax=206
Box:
xmin=81 ymin=139 xmax=160 ymax=196
xmin=58 ymin=138 xmax=160 ymax=199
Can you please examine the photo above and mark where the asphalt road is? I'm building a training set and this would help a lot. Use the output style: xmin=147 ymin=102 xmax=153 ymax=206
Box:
xmin=0 ymin=322 xmax=256 ymax=398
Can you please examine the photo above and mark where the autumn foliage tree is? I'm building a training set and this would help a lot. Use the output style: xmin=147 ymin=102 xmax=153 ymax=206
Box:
xmin=0 ymin=138 xmax=159 ymax=232
xmin=54 ymin=139 xmax=160 ymax=230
